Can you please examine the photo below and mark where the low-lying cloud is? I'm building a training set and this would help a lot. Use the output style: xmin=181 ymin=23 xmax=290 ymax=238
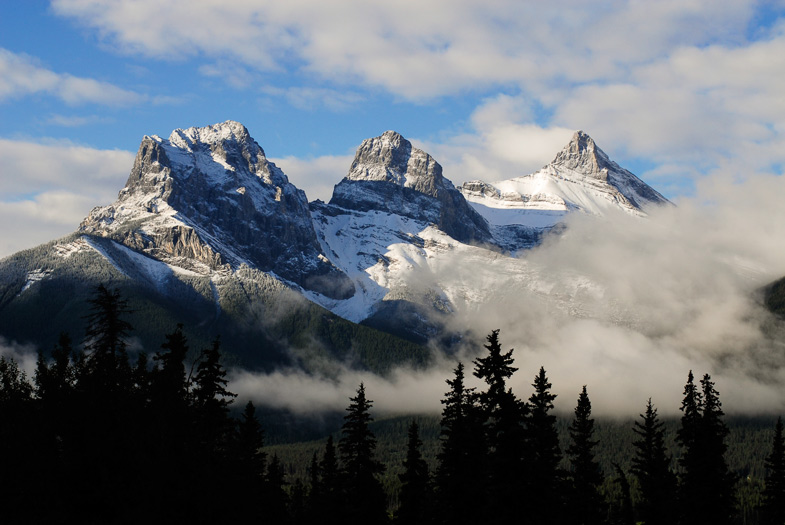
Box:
xmin=230 ymin=171 xmax=785 ymax=418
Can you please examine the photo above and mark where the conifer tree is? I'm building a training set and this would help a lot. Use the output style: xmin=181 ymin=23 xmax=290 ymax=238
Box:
xmin=566 ymin=386 xmax=605 ymax=525
xmin=319 ymin=434 xmax=342 ymax=520
xmin=192 ymin=337 xmax=236 ymax=446
xmin=677 ymin=371 xmax=736 ymax=525
xmin=761 ymin=417 xmax=785 ymax=525
xmin=472 ymin=331 xmax=527 ymax=524
xmin=528 ymin=366 xmax=563 ymax=523
xmin=234 ymin=399 xmax=267 ymax=522
xmin=81 ymin=284 xmax=133 ymax=397
xmin=435 ymin=362 xmax=485 ymax=524
xmin=396 ymin=420 xmax=431 ymax=524
xmin=266 ymin=454 xmax=291 ymax=523
xmin=630 ymin=398 xmax=676 ymax=525
xmin=190 ymin=337 xmax=237 ymax=521
xmin=339 ymin=383 xmax=387 ymax=525
xmin=307 ymin=451 xmax=323 ymax=522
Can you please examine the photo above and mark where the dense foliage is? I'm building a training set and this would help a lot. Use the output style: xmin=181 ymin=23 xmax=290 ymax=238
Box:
xmin=1 ymin=287 xmax=783 ymax=524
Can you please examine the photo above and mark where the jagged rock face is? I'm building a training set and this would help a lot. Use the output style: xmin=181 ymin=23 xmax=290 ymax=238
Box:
xmin=460 ymin=130 xmax=671 ymax=234
xmin=329 ymin=131 xmax=491 ymax=244
xmin=80 ymin=121 xmax=354 ymax=300
xmin=552 ymin=130 xmax=670 ymax=208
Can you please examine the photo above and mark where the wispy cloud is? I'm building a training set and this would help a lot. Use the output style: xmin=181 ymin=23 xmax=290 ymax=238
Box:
xmin=0 ymin=48 xmax=144 ymax=106
xmin=270 ymin=154 xmax=354 ymax=202
xmin=0 ymin=139 xmax=133 ymax=257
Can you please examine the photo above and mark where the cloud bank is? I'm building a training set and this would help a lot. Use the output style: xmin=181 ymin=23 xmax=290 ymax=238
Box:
xmin=0 ymin=139 xmax=133 ymax=257
xmin=227 ymin=171 xmax=785 ymax=418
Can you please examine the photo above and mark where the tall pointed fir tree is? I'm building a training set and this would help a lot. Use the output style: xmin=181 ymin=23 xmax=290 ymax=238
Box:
xmin=631 ymin=398 xmax=676 ymax=525
xmin=761 ymin=417 xmax=785 ymax=525
xmin=142 ymin=325 xmax=196 ymax=519
xmin=527 ymin=366 xmax=563 ymax=524
xmin=233 ymin=401 xmax=267 ymax=522
xmin=677 ymin=371 xmax=736 ymax=525
xmin=81 ymin=284 xmax=133 ymax=399
xmin=190 ymin=337 xmax=237 ymax=522
xmin=266 ymin=454 xmax=291 ymax=523
xmin=566 ymin=386 xmax=605 ymax=525
xmin=76 ymin=285 xmax=136 ymax=520
xmin=472 ymin=330 xmax=527 ymax=524
xmin=435 ymin=362 xmax=486 ymax=525
xmin=319 ymin=434 xmax=342 ymax=521
xmin=339 ymin=383 xmax=388 ymax=525
xmin=396 ymin=420 xmax=431 ymax=525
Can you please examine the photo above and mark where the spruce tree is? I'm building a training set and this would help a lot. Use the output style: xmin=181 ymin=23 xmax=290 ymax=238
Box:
xmin=762 ymin=417 xmax=785 ymax=525
xmin=630 ymin=398 xmax=676 ymax=525
xmin=566 ymin=386 xmax=605 ymax=525
xmin=527 ymin=366 xmax=563 ymax=523
xmin=396 ymin=420 xmax=431 ymax=524
xmin=677 ymin=371 xmax=736 ymax=525
xmin=81 ymin=284 xmax=133 ymax=398
xmin=435 ymin=362 xmax=485 ymax=524
xmin=266 ymin=454 xmax=291 ymax=523
xmin=472 ymin=331 xmax=527 ymax=524
xmin=190 ymin=337 xmax=237 ymax=522
xmin=192 ymin=337 xmax=236 ymax=446
xmin=339 ymin=383 xmax=387 ymax=525
xmin=320 ymin=434 xmax=342 ymax=521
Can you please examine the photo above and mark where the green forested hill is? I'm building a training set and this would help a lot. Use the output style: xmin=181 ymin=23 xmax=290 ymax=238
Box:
xmin=0 ymin=234 xmax=430 ymax=373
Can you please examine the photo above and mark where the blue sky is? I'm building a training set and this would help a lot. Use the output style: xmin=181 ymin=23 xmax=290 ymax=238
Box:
xmin=2 ymin=0 xmax=785 ymax=257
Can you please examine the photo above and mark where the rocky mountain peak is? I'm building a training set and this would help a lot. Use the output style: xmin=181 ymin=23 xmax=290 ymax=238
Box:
xmin=328 ymin=131 xmax=491 ymax=245
xmin=80 ymin=121 xmax=354 ymax=300
xmin=346 ymin=130 xmax=452 ymax=197
xmin=550 ymin=130 xmax=614 ymax=181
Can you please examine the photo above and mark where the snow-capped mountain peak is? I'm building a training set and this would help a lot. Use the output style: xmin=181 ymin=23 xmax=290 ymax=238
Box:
xmin=346 ymin=130 xmax=454 ymax=196
xmin=552 ymin=130 xmax=614 ymax=180
xmin=460 ymin=130 xmax=670 ymax=232
xmin=80 ymin=121 xmax=354 ymax=299
xmin=329 ymin=130 xmax=491 ymax=245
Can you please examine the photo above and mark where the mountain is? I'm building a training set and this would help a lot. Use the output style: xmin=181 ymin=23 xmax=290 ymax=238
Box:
xmin=80 ymin=121 xmax=353 ymax=300
xmin=0 ymin=122 xmax=670 ymax=366
xmin=460 ymin=130 xmax=670 ymax=252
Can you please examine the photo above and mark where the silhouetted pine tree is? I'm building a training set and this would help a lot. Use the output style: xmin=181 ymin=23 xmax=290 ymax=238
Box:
xmin=339 ymin=383 xmax=388 ymax=525
xmin=233 ymin=400 xmax=268 ymax=521
xmin=473 ymin=330 xmax=528 ymax=524
xmin=192 ymin=337 xmax=236 ymax=447
xmin=608 ymin=464 xmax=635 ymax=525
xmin=74 ymin=285 xmax=137 ymax=521
xmin=761 ymin=417 xmax=785 ymax=525
xmin=267 ymin=454 xmax=291 ymax=523
xmin=566 ymin=386 xmax=605 ymax=525
xmin=307 ymin=451 xmax=324 ymax=522
xmin=0 ymin=356 xmax=38 ymax=521
xmin=190 ymin=336 xmax=237 ymax=522
xmin=631 ymin=398 xmax=676 ymax=525
xmin=81 ymin=284 xmax=133 ymax=398
xmin=396 ymin=420 xmax=431 ymax=524
xmin=320 ymin=434 xmax=343 ymax=522
xmin=528 ymin=366 xmax=563 ymax=524
xmin=677 ymin=371 xmax=736 ymax=525
xmin=435 ymin=362 xmax=486 ymax=525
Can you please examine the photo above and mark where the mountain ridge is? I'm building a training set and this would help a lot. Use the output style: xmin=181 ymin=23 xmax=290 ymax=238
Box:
xmin=0 ymin=121 xmax=671 ymax=363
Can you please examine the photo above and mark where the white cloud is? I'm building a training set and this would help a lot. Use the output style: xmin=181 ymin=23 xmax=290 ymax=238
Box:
xmin=0 ymin=139 xmax=133 ymax=257
xmin=0 ymin=48 xmax=144 ymax=106
xmin=51 ymin=0 xmax=759 ymax=97
xmin=260 ymin=85 xmax=366 ymax=112
xmin=270 ymin=154 xmax=354 ymax=202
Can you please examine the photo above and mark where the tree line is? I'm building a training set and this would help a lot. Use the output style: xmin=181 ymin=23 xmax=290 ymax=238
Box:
xmin=1 ymin=288 xmax=785 ymax=524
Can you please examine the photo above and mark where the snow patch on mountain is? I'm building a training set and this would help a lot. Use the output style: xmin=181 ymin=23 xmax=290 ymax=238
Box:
xmin=460 ymin=131 xmax=670 ymax=230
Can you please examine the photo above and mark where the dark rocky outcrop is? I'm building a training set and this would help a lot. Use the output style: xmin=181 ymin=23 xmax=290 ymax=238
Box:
xmin=329 ymin=131 xmax=492 ymax=245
